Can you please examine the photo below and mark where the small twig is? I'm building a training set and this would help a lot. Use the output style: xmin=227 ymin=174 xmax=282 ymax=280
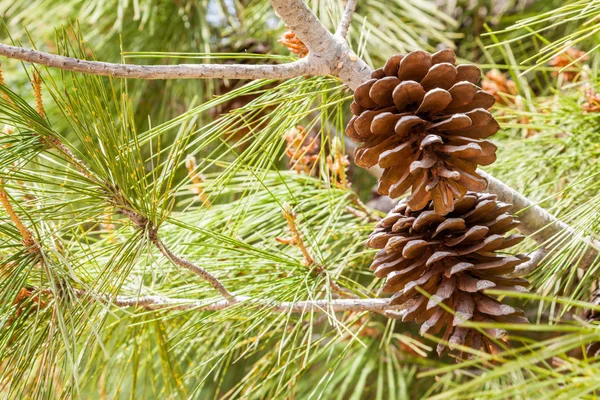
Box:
xmin=0 ymin=43 xmax=311 ymax=81
xmin=150 ymin=233 xmax=234 ymax=301
xmin=72 ymin=290 xmax=405 ymax=314
xmin=335 ymin=0 xmax=358 ymax=38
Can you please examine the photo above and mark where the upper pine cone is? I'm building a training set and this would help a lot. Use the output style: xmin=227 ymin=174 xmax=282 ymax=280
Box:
xmin=346 ymin=49 xmax=499 ymax=215
xmin=367 ymin=192 xmax=529 ymax=357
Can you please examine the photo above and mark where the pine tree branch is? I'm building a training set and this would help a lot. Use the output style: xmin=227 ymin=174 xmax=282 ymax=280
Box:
xmin=0 ymin=43 xmax=312 ymax=80
xmin=150 ymin=234 xmax=234 ymax=301
xmin=30 ymin=131 xmax=235 ymax=299
xmin=478 ymin=169 xmax=600 ymax=274
xmin=91 ymin=292 xmax=405 ymax=314
xmin=335 ymin=0 xmax=358 ymax=38
xmin=0 ymin=1 xmax=372 ymax=90
xmin=268 ymin=0 xmax=371 ymax=90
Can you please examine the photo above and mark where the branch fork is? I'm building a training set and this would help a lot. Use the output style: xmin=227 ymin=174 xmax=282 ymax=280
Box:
xmin=0 ymin=0 xmax=369 ymax=90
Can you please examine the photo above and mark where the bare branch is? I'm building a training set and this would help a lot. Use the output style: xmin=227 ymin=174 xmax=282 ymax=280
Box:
xmin=0 ymin=43 xmax=311 ymax=80
xmin=103 ymin=293 xmax=405 ymax=314
xmin=151 ymin=235 xmax=234 ymax=301
xmin=478 ymin=169 xmax=600 ymax=273
xmin=40 ymin=286 xmax=399 ymax=314
xmin=0 ymin=0 xmax=373 ymax=90
xmin=336 ymin=0 xmax=358 ymax=38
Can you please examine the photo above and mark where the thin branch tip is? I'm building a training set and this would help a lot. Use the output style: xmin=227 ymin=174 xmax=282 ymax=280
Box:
xmin=106 ymin=293 xmax=405 ymax=314
xmin=336 ymin=0 xmax=358 ymax=38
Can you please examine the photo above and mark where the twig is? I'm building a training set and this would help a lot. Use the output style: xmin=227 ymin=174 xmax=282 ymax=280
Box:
xmin=34 ymin=286 xmax=399 ymax=314
xmin=150 ymin=234 xmax=234 ymax=301
xmin=478 ymin=169 xmax=600 ymax=273
xmin=0 ymin=43 xmax=311 ymax=81
xmin=88 ymin=292 xmax=405 ymax=314
xmin=335 ymin=0 xmax=358 ymax=38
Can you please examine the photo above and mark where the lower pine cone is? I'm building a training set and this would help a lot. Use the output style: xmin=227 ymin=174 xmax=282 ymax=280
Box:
xmin=367 ymin=192 xmax=530 ymax=358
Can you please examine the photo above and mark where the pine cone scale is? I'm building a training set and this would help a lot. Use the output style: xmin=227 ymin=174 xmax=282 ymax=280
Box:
xmin=416 ymin=88 xmax=452 ymax=114
xmin=420 ymin=63 xmax=457 ymax=91
xmin=397 ymin=50 xmax=432 ymax=82
xmin=392 ymin=81 xmax=426 ymax=110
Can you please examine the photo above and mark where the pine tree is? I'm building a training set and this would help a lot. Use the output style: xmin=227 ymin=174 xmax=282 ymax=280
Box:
xmin=0 ymin=0 xmax=600 ymax=398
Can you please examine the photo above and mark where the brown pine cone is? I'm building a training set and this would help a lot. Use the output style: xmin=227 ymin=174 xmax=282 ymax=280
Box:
xmin=367 ymin=192 xmax=529 ymax=358
xmin=346 ymin=49 xmax=499 ymax=215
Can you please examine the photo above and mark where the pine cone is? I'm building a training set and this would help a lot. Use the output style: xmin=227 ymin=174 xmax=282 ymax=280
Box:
xmin=346 ymin=49 xmax=499 ymax=215
xmin=367 ymin=192 xmax=529 ymax=358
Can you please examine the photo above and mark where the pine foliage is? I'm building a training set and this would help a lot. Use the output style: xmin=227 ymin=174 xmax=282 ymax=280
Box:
xmin=0 ymin=0 xmax=600 ymax=399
